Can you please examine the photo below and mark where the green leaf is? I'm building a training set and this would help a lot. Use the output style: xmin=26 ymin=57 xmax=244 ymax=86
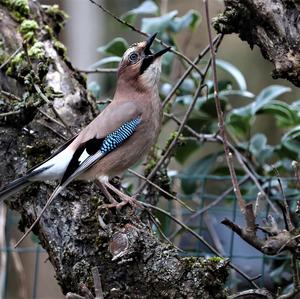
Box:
xmin=161 ymin=51 xmax=174 ymax=75
xmin=281 ymin=125 xmax=300 ymax=156
xmin=216 ymin=59 xmax=247 ymax=91
xmin=90 ymin=56 xmax=122 ymax=69
xmin=227 ymin=106 xmax=252 ymax=138
xmin=180 ymin=78 xmax=195 ymax=94
xmin=249 ymin=133 xmax=273 ymax=165
xmin=169 ymin=9 xmax=201 ymax=32
xmin=181 ymin=153 xmax=217 ymax=194
xmin=258 ymin=100 xmax=299 ymax=128
xmin=199 ymin=96 xmax=227 ymax=118
xmin=251 ymin=85 xmax=291 ymax=115
xmin=219 ymin=90 xmax=254 ymax=98
xmin=175 ymin=139 xmax=199 ymax=164
xmin=141 ymin=10 xmax=178 ymax=34
xmin=97 ymin=37 xmax=129 ymax=57
xmin=122 ymin=1 xmax=158 ymax=24
xmin=249 ymin=133 xmax=267 ymax=156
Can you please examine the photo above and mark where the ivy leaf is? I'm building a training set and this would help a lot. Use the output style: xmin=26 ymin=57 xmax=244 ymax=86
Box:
xmin=249 ymin=133 xmax=267 ymax=156
xmin=258 ymin=100 xmax=300 ymax=128
xmin=251 ymin=85 xmax=291 ymax=115
xmin=175 ymin=139 xmax=199 ymax=164
xmin=161 ymin=51 xmax=174 ymax=75
xmin=281 ymin=125 xmax=300 ymax=156
xmin=216 ymin=59 xmax=247 ymax=91
xmin=122 ymin=1 xmax=158 ymax=24
xmin=227 ymin=106 xmax=252 ymax=138
xmin=169 ymin=9 xmax=201 ymax=32
xmin=97 ymin=37 xmax=129 ymax=57
xmin=141 ymin=10 xmax=178 ymax=34
xmin=249 ymin=134 xmax=273 ymax=165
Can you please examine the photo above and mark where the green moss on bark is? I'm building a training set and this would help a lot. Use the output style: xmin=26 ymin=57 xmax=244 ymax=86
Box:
xmin=19 ymin=19 xmax=38 ymax=42
xmin=1 ymin=0 xmax=30 ymax=21
xmin=44 ymin=4 xmax=68 ymax=34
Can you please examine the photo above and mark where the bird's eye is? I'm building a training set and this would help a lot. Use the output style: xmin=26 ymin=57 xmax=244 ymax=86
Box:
xmin=128 ymin=52 xmax=139 ymax=63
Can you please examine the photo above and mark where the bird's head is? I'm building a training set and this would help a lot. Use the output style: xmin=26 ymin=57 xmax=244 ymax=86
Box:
xmin=117 ymin=33 xmax=171 ymax=90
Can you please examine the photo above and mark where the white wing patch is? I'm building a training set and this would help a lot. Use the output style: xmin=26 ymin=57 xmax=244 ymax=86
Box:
xmin=78 ymin=149 xmax=90 ymax=164
xmin=31 ymin=148 xmax=74 ymax=181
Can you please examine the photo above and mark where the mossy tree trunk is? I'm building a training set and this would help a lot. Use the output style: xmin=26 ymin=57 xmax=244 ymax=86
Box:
xmin=213 ymin=0 xmax=300 ymax=87
xmin=0 ymin=1 xmax=228 ymax=298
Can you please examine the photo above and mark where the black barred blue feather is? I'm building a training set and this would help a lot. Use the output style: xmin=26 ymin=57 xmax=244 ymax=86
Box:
xmin=60 ymin=117 xmax=141 ymax=184
xmin=100 ymin=118 xmax=141 ymax=154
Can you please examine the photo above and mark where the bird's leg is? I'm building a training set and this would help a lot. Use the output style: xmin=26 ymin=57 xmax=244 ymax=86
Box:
xmin=95 ymin=179 xmax=118 ymax=205
xmin=104 ymin=181 xmax=143 ymax=209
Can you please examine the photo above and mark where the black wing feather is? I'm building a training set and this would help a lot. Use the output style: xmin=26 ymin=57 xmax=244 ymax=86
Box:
xmin=61 ymin=137 xmax=104 ymax=184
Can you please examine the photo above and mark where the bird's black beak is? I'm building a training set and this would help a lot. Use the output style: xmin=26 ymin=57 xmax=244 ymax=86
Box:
xmin=140 ymin=32 xmax=171 ymax=74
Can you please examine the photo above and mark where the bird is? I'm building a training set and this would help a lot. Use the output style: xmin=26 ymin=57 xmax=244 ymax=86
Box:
xmin=0 ymin=32 xmax=170 ymax=246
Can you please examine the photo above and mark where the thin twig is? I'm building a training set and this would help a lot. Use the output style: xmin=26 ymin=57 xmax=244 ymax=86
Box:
xmin=0 ymin=46 xmax=22 ymax=70
xmin=38 ymin=108 xmax=67 ymax=129
xmin=128 ymin=168 xmax=195 ymax=212
xmin=0 ymin=110 xmax=21 ymax=117
xmin=33 ymin=83 xmax=73 ymax=135
xmin=36 ymin=120 xmax=68 ymax=140
xmin=148 ymin=212 xmax=184 ymax=252
xmin=273 ymin=167 xmax=294 ymax=230
xmin=0 ymin=89 xmax=21 ymax=101
xmin=88 ymin=0 xmax=203 ymax=77
xmin=77 ymin=68 xmax=117 ymax=74
xmin=92 ymin=267 xmax=104 ymax=299
xmin=204 ymin=0 xmax=246 ymax=213
xmin=140 ymin=201 xmax=259 ymax=288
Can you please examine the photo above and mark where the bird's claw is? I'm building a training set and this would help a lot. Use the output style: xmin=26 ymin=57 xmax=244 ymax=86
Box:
xmin=102 ymin=195 xmax=143 ymax=210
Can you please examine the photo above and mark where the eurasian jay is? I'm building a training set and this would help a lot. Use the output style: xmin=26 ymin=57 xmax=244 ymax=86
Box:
xmin=0 ymin=33 xmax=170 ymax=245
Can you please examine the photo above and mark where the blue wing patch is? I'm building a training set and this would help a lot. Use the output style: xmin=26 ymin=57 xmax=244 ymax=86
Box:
xmin=100 ymin=117 xmax=141 ymax=154
xmin=60 ymin=117 xmax=141 ymax=184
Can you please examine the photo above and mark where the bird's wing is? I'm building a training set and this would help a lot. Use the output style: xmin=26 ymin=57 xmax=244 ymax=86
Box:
xmin=61 ymin=116 xmax=141 ymax=185
xmin=61 ymin=100 xmax=142 ymax=184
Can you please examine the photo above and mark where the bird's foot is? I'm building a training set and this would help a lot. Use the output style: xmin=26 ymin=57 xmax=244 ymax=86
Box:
xmin=103 ymin=194 xmax=143 ymax=210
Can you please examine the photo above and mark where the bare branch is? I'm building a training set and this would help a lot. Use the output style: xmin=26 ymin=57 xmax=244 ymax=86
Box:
xmin=204 ymin=0 xmax=246 ymax=213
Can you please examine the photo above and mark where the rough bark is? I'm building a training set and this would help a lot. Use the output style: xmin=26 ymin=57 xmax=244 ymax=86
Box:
xmin=213 ymin=0 xmax=300 ymax=87
xmin=0 ymin=1 xmax=228 ymax=298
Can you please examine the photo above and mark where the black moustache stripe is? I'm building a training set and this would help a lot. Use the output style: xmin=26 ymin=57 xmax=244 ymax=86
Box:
xmin=140 ymin=56 xmax=154 ymax=74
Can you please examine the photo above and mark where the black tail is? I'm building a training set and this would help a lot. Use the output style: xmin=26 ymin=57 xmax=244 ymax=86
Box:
xmin=0 ymin=175 xmax=31 ymax=201
xmin=0 ymin=167 xmax=49 ymax=202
